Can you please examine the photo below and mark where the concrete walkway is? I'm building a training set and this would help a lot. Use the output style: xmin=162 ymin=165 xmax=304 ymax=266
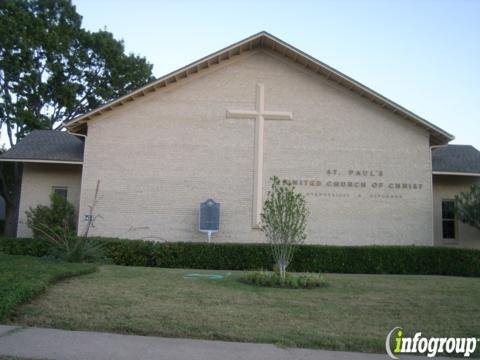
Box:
xmin=0 ymin=325 xmax=450 ymax=360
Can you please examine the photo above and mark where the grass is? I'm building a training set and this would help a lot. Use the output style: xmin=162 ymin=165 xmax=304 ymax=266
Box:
xmin=0 ymin=253 xmax=97 ymax=321
xmin=6 ymin=265 xmax=480 ymax=354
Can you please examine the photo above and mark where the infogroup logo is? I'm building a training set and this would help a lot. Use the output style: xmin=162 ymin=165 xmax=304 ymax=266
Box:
xmin=386 ymin=327 xmax=478 ymax=358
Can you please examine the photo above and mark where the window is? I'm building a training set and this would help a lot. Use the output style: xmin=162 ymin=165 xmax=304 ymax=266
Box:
xmin=442 ymin=200 xmax=456 ymax=240
xmin=52 ymin=187 xmax=68 ymax=201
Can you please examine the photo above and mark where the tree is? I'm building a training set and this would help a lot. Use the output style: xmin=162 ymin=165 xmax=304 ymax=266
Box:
xmin=0 ymin=0 xmax=154 ymax=235
xmin=0 ymin=151 xmax=22 ymax=236
xmin=260 ymin=176 xmax=309 ymax=280
xmin=455 ymin=184 xmax=480 ymax=231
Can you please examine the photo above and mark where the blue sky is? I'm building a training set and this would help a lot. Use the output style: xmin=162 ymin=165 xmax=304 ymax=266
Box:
xmin=73 ymin=0 xmax=479 ymax=148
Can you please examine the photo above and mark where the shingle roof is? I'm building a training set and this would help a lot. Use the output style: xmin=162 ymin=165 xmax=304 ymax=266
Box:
xmin=432 ymin=145 xmax=480 ymax=174
xmin=0 ymin=130 xmax=84 ymax=163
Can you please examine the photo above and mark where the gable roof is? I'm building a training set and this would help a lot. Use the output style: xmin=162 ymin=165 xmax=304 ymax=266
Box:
xmin=0 ymin=130 xmax=84 ymax=164
xmin=432 ymin=145 xmax=480 ymax=175
xmin=64 ymin=31 xmax=453 ymax=145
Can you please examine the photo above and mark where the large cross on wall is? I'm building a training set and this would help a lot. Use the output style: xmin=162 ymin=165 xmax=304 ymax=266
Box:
xmin=227 ymin=83 xmax=293 ymax=228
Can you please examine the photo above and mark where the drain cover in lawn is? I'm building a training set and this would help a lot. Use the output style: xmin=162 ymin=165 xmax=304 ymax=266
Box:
xmin=183 ymin=273 xmax=230 ymax=280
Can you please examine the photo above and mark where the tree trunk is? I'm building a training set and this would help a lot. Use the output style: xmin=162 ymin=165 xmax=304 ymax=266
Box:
xmin=3 ymin=163 xmax=22 ymax=237
xmin=279 ymin=257 xmax=287 ymax=280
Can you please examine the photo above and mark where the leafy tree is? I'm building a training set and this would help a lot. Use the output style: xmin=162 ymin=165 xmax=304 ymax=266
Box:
xmin=455 ymin=184 xmax=480 ymax=231
xmin=261 ymin=176 xmax=309 ymax=280
xmin=0 ymin=0 xmax=154 ymax=235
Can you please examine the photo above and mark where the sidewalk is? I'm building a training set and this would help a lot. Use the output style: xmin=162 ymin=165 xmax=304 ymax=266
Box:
xmin=0 ymin=325 xmax=449 ymax=360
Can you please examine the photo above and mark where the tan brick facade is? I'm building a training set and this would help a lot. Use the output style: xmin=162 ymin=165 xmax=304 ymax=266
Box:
xmin=433 ymin=175 xmax=480 ymax=249
xmin=76 ymin=49 xmax=434 ymax=245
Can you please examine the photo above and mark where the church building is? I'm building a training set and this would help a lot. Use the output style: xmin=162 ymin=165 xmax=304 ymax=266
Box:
xmin=1 ymin=32 xmax=479 ymax=248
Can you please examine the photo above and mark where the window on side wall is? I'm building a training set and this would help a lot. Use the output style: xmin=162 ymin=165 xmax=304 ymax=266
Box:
xmin=52 ymin=187 xmax=68 ymax=201
xmin=441 ymin=199 xmax=456 ymax=240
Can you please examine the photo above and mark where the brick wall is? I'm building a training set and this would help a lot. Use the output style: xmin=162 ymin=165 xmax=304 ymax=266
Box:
xmin=77 ymin=49 xmax=433 ymax=245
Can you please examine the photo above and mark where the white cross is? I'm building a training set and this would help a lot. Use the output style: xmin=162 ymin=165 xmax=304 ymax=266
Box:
xmin=227 ymin=83 xmax=293 ymax=228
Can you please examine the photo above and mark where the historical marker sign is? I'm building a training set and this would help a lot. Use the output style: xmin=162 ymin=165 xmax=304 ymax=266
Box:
xmin=199 ymin=199 xmax=220 ymax=242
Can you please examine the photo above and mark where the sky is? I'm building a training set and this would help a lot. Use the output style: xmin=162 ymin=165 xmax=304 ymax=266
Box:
xmin=19 ymin=0 xmax=480 ymax=148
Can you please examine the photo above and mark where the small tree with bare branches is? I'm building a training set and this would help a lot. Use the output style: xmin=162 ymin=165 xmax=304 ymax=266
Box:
xmin=260 ymin=176 xmax=309 ymax=280
xmin=83 ymin=179 xmax=102 ymax=237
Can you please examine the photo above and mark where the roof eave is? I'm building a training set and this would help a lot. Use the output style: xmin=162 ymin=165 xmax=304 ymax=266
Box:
xmin=432 ymin=171 xmax=480 ymax=177
xmin=64 ymin=31 xmax=454 ymax=143
xmin=0 ymin=158 xmax=83 ymax=165
xmin=64 ymin=31 xmax=269 ymax=131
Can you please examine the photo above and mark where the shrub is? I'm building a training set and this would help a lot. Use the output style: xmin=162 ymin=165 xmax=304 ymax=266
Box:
xmin=1 ymin=237 xmax=480 ymax=277
xmin=23 ymin=190 xmax=105 ymax=263
xmin=25 ymin=193 xmax=76 ymax=238
xmin=151 ymin=242 xmax=272 ymax=270
xmin=33 ymin=223 xmax=104 ymax=263
xmin=241 ymin=271 xmax=325 ymax=289
xmin=101 ymin=238 xmax=155 ymax=267
xmin=0 ymin=237 xmax=50 ymax=257
xmin=455 ymin=184 xmax=480 ymax=231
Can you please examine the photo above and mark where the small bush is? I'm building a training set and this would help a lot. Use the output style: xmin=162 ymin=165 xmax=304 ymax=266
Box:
xmin=51 ymin=234 xmax=105 ymax=263
xmin=40 ymin=226 xmax=105 ymax=263
xmin=241 ymin=271 xmax=325 ymax=289
xmin=22 ymin=191 xmax=105 ymax=263
xmin=25 ymin=193 xmax=76 ymax=238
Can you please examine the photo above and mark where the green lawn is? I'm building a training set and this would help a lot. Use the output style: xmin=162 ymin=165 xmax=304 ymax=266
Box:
xmin=0 ymin=253 xmax=96 ymax=321
xmin=6 ymin=264 xmax=480 ymax=354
